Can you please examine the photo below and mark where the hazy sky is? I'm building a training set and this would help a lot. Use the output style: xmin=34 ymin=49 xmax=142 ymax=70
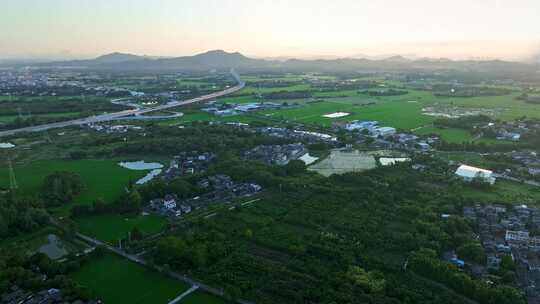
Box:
xmin=2 ymin=0 xmax=540 ymax=60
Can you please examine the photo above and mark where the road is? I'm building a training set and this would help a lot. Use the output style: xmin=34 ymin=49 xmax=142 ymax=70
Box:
xmin=76 ymin=232 xmax=253 ymax=304
xmin=168 ymin=285 xmax=199 ymax=304
xmin=0 ymin=70 xmax=245 ymax=137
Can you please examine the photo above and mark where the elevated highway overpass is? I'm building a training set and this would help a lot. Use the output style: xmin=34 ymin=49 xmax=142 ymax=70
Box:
xmin=0 ymin=70 xmax=244 ymax=137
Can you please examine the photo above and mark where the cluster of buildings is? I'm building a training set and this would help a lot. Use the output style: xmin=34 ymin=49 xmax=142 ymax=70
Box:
xmin=149 ymin=175 xmax=261 ymax=218
xmin=256 ymin=127 xmax=338 ymax=143
xmin=1 ymin=286 xmax=98 ymax=304
xmin=150 ymin=194 xmax=193 ymax=217
xmin=481 ymin=121 xmax=536 ymax=142
xmin=334 ymin=120 xmax=437 ymax=151
xmin=244 ymin=143 xmax=307 ymax=165
xmin=163 ymin=151 xmax=216 ymax=180
xmin=84 ymin=123 xmax=143 ymax=134
xmin=202 ymin=102 xmax=283 ymax=117
xmin=463 ymin=204 xmax=540 ymax=299
xmin=0 ymin=71 xmax=57 ymax=92
xmin=343 ymin=120 xmax=396 ymax=137
xmin=509 ymin=151 xmax=540 ymax=177
xmin=388 ymin=133 xmax=434 ymax=151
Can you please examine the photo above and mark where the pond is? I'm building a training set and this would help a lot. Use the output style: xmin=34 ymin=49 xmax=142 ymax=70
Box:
xmin=38 ymin=234 xmax=68 ymax=260
xmin=0 ymin=142 xmax=15 ymax=148
xmin=118 ymin=161 xmax=164 ymax=184
xmin=135 ymin=169 xmax=162 ymax=185
xmin=118 ymin=160 xmax=163 ymax=170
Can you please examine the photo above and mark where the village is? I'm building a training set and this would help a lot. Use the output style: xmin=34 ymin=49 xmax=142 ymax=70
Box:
xmin=460 ymin=203 xmax=540 ymax=300
xmin=147 ymin=174 xmax=262 ymax=219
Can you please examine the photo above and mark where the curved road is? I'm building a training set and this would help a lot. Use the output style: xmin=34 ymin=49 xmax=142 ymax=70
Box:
xmin=0 ymin=70 xmax=244 ymax=137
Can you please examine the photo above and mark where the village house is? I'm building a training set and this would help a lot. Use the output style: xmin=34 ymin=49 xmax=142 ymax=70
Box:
xmin=244 ymin=143 xmax=307 ymax=165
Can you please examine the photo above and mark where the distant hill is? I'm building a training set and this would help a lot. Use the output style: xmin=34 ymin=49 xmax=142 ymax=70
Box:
xmin=154 ymin=50 xmax=263 ymax=69
xmin=41 ymin=49 xmax=266 ymax=70
xmin=28 ymin=49 xmax=539 ymax=78
xmin=93 ymin=52 xmax=147 ymax=63
xmin=381 ymin=55 xmax=412 ymax=63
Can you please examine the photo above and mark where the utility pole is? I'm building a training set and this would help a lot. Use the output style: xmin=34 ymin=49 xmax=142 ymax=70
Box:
xmin=7 ymin=157 xmax=17 ymax=190
xmin=44 ymin=131 xmax=53 ymax=144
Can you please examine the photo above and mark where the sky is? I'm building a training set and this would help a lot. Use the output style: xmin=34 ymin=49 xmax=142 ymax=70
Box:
xmin=1 ymin=0 xmax=540 ymax=61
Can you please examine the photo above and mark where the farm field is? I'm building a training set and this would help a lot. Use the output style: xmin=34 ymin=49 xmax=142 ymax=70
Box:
xmin=441 ymin=93 xmax=540 ymax=120
xmin=0 ymin=112 xmax=82 ymax=123
xmin=309 ymin=149 xmax=377 ymax=176
xmin=71 ymin=253 xmax=189 ymax=304
xmin=217 ymin=95 xmax=256 ymax=104
xmin=0 ymin=159 xmax=146 ymax=211
xmin=234 ymin=84 xmax=310 ymax=95
xmin=176 ymin=79 xmax=216 ymax=87
xmin=461 ymin=179 xmax=540 ymax=204
xmin=161 ymin=81 xmax=540 ymax=144
xmin=157 ymin=111 xmax=217 ymax=125
xmin=158 ymin=109 xmax=272 ymax=126
xmin=414 ymin=126 xmax=474 ymax=143
xmin=260 ymin=98 xmax=433 ymax=129
xmin=76 ymin=214 xmax=166 ymax=244
xmin=241 ymin=74 xmax=309 ymax=82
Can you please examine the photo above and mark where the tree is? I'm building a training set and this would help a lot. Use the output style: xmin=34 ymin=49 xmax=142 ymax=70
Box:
xmin=127 ymin=190 xmax=142 ymax=211
xmin=346 ymin=266 xmax=385 ymax=293
xmin=457 ymin=243 xmax=486 ymax=264
xmin=500 ymin=255 xmax=516 ymax=272
xmin=285 ymin=159 xmax=307 ymax=176
xmin=167 ymin=179 xmax=196 ymax=199
xmin=131 ymin=227 xmax=143 ymax=241
xmin=41 ymin=172 xmax=83 ymax=207
xmin=118 ymin=190 xmax=142 ymax=213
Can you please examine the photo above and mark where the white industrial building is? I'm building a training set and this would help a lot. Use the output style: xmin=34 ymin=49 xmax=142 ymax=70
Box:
xmin=372 ymin=127 xmax=396 ymax=137
xmin=455 ymin=164 xmax=496 ymax=185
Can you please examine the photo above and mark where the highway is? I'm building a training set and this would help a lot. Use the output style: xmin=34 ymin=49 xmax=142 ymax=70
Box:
xmin=0 ymin=70 xmax=245 ymax=137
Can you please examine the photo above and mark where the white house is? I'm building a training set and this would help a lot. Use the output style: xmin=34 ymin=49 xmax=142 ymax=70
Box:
xmin=505 ymin=230 xmax=529 ymax=242
xmin=163 ymin=195 xmax=177 ymax=209
xmin=345 ymin=120 xmax=379 ymax=131
xmin=455 ymin=164 xmax=496 ymax=185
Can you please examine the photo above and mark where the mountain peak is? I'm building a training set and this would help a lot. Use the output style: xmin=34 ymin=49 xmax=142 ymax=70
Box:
xmin=94 ymin=52 xmax=144 ymax=63
xmin=383 ymin=55 xmax=411 ymax=62
xmin=197 ymin=50 xmax=246 ymax=58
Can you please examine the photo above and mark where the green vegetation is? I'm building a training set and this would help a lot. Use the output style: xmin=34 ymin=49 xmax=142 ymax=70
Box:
xmin=235 ymin=84 xmax=311 ymax=95
xmin=461 ymin=180 xmax=540 ymax=204
xmin=0 ymin=159 xmax=146 ymax=211
xmin=415 ymin=126 xmax=474 ymax=143
xmin=76 ymin=214 xmax=166 ymax=243
xmin=3 ymin=70 xmax=538 ymax=304
xmin=71 ymin=253 xmax=189 ymax=304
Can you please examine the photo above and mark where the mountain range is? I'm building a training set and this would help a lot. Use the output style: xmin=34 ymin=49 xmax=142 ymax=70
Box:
xmin=13 ymin=50 xmax=540 ymax=75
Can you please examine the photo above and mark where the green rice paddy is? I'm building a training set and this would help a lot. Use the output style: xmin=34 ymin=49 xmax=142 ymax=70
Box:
xmin=0 ymin=159 xmax=146 ymax=211
xmin=76 ymin=214 xmax=166 ymax=244
xmin=71 ymin=253 xmax=189 ymax=304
